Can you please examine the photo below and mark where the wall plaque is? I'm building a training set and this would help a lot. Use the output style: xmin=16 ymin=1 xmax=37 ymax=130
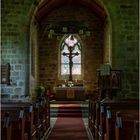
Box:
xmin=1 ymin=63 xmax=10 ymax=85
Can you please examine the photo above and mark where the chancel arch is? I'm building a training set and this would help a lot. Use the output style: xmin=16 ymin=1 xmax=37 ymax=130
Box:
xmin=30 ymin=0 xmax=112 ymax=95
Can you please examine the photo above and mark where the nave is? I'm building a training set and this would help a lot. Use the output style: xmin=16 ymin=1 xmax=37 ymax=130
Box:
xmin=46 ymin=101 xmax=90 ymax=140
xmin=1 ymin=98 xmax=139 ymax=140
xmin=1 ymin=0 xmax=139 ymax=139
xmin=1 ymin=96 xmax=90 ymax=140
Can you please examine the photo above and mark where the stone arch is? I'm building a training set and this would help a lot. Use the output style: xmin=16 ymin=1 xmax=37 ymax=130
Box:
xmin=33 ymin=0 xmax=112 ymax=63
xmin=29 ymin=0 xmax=113 ymax=99
xmin=97 ymin=0 xmax=113 ymax=65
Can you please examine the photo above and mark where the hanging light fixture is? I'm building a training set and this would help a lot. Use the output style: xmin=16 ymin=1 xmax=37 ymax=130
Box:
xmin=62 ymin=27 xmax=68 ymax=32
xmin=47 ymin=21 xmax=91 ymax=38
xmin=79 ymin=29 xmax=84 ymax=35
xmin=86 ymin=31 xmax=90 ymax=36
xmin=49 ymin=29 xmax=54 ymax=35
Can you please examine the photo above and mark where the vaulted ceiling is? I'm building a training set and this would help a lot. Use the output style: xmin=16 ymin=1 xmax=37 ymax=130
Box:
xmin=35 ymin=0 xmax=107 ymax=22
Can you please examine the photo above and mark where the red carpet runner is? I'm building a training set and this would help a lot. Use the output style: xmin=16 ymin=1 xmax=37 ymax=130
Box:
xmin=47 ymin=103 xmax=89 ymax=140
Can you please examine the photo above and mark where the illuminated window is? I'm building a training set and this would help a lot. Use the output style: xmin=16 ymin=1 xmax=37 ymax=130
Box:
xmin=60 ymin=35 xmax=81 ymax=75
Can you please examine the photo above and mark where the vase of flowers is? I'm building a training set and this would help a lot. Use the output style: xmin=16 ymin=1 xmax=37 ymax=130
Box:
xmin=36 ymin=83 xmax=46 ymax=98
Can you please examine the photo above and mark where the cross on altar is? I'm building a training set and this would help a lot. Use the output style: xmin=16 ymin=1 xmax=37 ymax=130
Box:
xmin=63 ymin=35 xmax=79 ymax=81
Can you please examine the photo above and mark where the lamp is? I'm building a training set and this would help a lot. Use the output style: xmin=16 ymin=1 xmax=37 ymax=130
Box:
xmin=62 ymin=27 xmax=68 ymax=32
xmin=86 ymin=31 xmax=91 ymax=36
xmin=49 ymin=29 xmax=54 ymax=35
xmin=47 ymin=21 xmax=90 ymax=38
xmin=79 ymin=29 xmax=84 ymax=35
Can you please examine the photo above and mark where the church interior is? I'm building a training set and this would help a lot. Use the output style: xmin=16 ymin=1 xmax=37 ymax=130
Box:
xmin=1 ymin=0 xmax=139 ymax=140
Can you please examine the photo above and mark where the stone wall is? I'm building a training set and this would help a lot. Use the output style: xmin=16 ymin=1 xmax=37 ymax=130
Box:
xmin=1 ymin=0 xmax=33 ymax=100
xmin=38 ymin=5 xmax=104 ymax=93
xmin=103 ymin=0 xmax=139 ymax=98
xmin=1 ymin=0 xmax=139 ymax=100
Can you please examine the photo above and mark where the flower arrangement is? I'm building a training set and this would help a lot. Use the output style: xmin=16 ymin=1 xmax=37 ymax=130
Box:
xmin=36 ymin=83 xmax=46 ymax=98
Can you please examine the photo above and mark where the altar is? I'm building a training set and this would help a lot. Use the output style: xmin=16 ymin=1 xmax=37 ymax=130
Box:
xmin=53 ymin=87 xmax=86 ymax=101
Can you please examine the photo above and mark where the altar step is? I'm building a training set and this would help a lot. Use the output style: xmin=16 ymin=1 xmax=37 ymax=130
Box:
xmin=50 ymin=101 xmax=89 ymax=118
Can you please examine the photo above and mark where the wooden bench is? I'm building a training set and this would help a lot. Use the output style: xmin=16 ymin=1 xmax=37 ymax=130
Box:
xmin=88 ymin=99 xmax=139 ymax=140
xmin=1 ymin=107 xmax=25 ymax=140
xmin=1 ymin=102 xmax=37 ymax=139
xmin=1 ymin=112 xmax=12 ymax=140
xmin=35 ymin=97 xmax=50 ymax=138
xmin=88 ymin=99 xmax=97 ymax=138
xmin=1 ymin=97 xmax=50 ymax=140
xmin=88 ymin=99 xmax=101 ymax=140
xmin=115 ymin=113 xmax=139 ymax=140
xmin=100 ymin=101 xmax=139 ymax=140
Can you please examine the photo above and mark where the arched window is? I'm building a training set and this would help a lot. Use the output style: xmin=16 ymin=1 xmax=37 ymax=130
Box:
xmin=60 ymin=34 xmax=81 ymax=77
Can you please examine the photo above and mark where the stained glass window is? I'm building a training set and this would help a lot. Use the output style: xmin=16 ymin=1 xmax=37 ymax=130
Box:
xmin=61 ymin=35 xmax=81 ymax=75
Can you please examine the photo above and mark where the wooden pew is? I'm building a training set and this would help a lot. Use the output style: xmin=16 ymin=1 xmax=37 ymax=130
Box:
xmin=35 ymin=97 xmax=49 ymax=139
xmin=101 ymin=101 xmax=139 ymax=140
xmin=1 ymin=107 xmax=25 ymax=140
xmin=98 ymin=104 xmax=106 ymax=140
xmin=89 ymin=99 xmax=104 ymax=140
xmin=89 ymin=99 xmax=101 ymax=140
xmin=1 ymin=112 xmax=12 ymax=140
xmin=88 ymin=99 xmax=97 ymax=138
xmin=132 ymin=120 xmax=139 ymax=140
xmin=1 ymin=96 xmax=50 ymax=140
xmin=32 ymin=96 xmax=50 ymax=139
xmin=35 ymin=96 xmax=50 ymax=139
xmin=94 ymin=101 xmax=101 ymax=140
xmin=33 ymin=101 xmax=42 ymax=139
xmin=115 ymin=113 xmax=139 ymax=140
xmin=88 ymin=99 xmax=139 ymax=140
xmin=88 ymin=99 xmax=93 ymax=129
xmin=1 ymin=102 xmax=37 ymax=140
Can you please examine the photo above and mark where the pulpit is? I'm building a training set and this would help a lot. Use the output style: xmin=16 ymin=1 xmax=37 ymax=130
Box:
xmin=53 ymin=87 xmax=86 ymax=101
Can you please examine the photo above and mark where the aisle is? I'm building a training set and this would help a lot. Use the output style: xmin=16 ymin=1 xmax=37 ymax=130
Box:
xmin=47 ymin=103 xmax=89 ymax=140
